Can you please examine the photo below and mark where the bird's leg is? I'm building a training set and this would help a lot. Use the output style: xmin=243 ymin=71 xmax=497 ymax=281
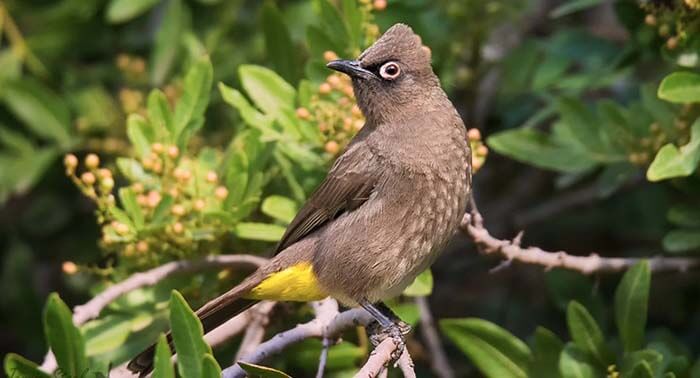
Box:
xmin=360 ymin=300 xmax=411 ymax=361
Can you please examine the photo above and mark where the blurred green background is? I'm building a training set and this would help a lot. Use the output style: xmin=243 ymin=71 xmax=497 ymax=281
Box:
xmin=2 ymin=0 xmax=700 ymax=377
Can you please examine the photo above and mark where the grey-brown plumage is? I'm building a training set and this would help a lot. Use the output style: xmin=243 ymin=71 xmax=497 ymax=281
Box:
xmin=128 ymin=23 xmax=471 ymax=375
xmin=301 ymin=23 xmax=472 ymax=305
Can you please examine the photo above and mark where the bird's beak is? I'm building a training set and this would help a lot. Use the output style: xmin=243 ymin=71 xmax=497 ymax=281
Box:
xmin=326 ymin=60 xmax=373 ymax=79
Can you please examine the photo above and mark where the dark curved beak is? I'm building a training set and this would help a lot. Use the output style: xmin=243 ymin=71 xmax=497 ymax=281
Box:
xmin=327 ymin=60 xmax=373 ymax=79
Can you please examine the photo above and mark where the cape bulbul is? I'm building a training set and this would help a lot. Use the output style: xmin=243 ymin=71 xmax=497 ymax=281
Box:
xmin=128 ymin=23 xmax=472 ymax=375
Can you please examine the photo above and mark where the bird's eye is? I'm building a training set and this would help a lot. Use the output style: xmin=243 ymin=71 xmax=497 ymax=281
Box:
xmin=379 ymin=62 xmax=401 ymax=80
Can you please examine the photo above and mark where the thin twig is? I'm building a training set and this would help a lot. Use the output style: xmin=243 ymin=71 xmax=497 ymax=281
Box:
xmin=316 ymin=337 xmax=332 ymax=378
xmin=222 ymin=300 xmax=415 ymax=378
xmin=415 ymin=296 xmax=454 ymax=378
xmin=462 ymin=195 xmax=700 ymax=274
xmin=234 ymin=301 xmax=277 ymax=361
xmin=41 ymin=254 xmax=268 ymax=372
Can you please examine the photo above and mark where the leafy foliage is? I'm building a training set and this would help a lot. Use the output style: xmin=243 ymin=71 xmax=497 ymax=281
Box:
xmin=2 ymin=0 xmax=700 ymax=377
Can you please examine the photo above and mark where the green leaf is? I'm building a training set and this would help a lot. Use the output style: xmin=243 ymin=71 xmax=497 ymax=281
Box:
xmin=119 ymin=187 xmax=144 ymax=229
xmin=152 ymin=334 xmax=175 ymax=378
xmin=668 ymin=206 xmax=700 ymax=227
xmin=556 ymin=98 xmax=606 ymax=155
xmin=566 ymin=301 xmax=610 ymax=367
xmin=234 ymin=222 xmax=286 ymax=242
xmin=487 ymin=128 xmax=596 ymax=172
xmin=0 ymin=127 xmax=33 ymax=153
xmin=201 ymin=354 xmax=221 ymax=378
xmin=615 ymin=260 xmax=650 ymax=353
xmin=117 ymin=158 xmax=152 ymax=184
xmin=151 ymin=0 xmax=187 ymax=86
xmin=621 ymin=349 xmax=663 ymax=378
xmin=342 ymin=0 xmax=363 ymax=51
xmin=43 ymin=293 xmax=88 ymax=377
xmin=550 ymin=0 xmax=603 ymax=18
xmin=647 ymin=120 xmax=700 ymax=181
xmin=558 ymin=343 xmax=597 ymax=378
xmin=261 ymin=195 xmax=298 ymax=224
xmin=402 ymin=269 xmax=433 ymax=297
xmin=106 ymin=0 xmax=160 ymax=23
xmin=83 ymin=314 xmax=133 ymax=356
xmin=148 ymin=89 xmax=175 ymax=137
xmin=127 ymin=114 xmax=154 ymax=159
xmin=596 ymin=163 xmax=637 ymax=198
xmin=315 ymin=0 xmax=350 ymax=55
xmin=4 ymin=353 xmax=51 ymax=378
xmin=170 ymin=290 xmax=211 ymax=378
xmin=238 ymin=65 xmax=296 ymax=116
xmin=529 ymin=327 xmax=564 ymax=378
xmin=658 ymin=72 xmax=700 ymax=103
xmin=174 ymin=57 xmax=213 ymax=140
xmin=663 ymin=230 xmax=700 ymax=253
xmin=219 ymin=83 xmax=278 ymax=134
xmin=1 ymin=79 xmax=72 ymax=148
xmin=262 ymin=3 xmax=299 ymax=84
xmin=238 ymin=361 xmax=292 ymax=378
xmin=441 ymin=318 xmax=532 ymax=378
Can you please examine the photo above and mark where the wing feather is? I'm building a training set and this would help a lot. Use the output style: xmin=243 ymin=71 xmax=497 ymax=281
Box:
xmin=274 ymin=147 xmax=378 ymax=254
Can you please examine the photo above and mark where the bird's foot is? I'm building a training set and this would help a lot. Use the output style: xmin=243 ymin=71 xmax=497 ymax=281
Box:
xmin=367 ymin=320 xmax=411 ymax=361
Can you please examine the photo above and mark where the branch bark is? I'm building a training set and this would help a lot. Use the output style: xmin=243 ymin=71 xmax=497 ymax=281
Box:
xmin=462 ymin=195 xmax=700 ymax=274
xmin=42 ymin=254 xmax=268 ymax=372
xmin=415 ymin=296 xmax=454 ymax=378
xmin=222 ymin=299 xmax=415 ymax=378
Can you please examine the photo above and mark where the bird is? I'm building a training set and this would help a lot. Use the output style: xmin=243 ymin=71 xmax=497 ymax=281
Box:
xmin=128 ymin=23 xmax=472 ymax=376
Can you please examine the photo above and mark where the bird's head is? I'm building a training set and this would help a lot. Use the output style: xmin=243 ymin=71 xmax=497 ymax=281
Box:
xmin=327 ymin=23 xmax=440 ymax=124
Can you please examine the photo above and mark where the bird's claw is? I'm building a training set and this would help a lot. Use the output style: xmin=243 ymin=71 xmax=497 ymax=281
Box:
xmin=367 ymin=321 xmax=411 ymax=361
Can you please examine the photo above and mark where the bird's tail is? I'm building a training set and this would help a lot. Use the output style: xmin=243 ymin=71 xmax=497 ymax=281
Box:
xmin=126 ymin=277 xmax=261 ymax=376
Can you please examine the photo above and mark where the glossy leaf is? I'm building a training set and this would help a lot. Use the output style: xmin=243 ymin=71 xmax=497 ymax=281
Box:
xmin=559 ymin=343 xmax=598 ymax=378
xmin=529 ymin=327 xmax=564 ymax=378
xmin=550 ymin=0 xmax=603 ymax=18
xmin=403 ymin=269 xmax=433 ymax=296
xmin=173 ymin=57 xmax=213 ymax=139
xmin=234 ymin=222 xmax=286 ymax=242
xmin=647 ymin=120 xmax=700 ymax=181
xmin=615 ymin=260 xmax=650 ymax=353
xmin=152 ymin=334 xmax=175 ymax=378
xmin=170 ymin=291 xmax=211 ymax=378
xmin=262 ymin=3 xmax=299 ymax=83
xmin=4 ymin=353 xmax=51 ymax=378
xmin=106 ymin=0 xmax=160 ymax=23
xmin=238 ymin=361 xmax=292 ymax=377
xmin=119 ymin=187 xmax=144 ymax=229
xmin=488 ymin=128 xmax=596 ymax=172
xmin=441 ymin=318 xmax=532 ymax=378
xmin=658 ymin=72 xmax=700 ymax=103
xmin=43 ymin=293 xmax=88 ymax=377
xmin=201 ymin=354 xmax=221 ymax=378
xmin=148 ymin=89 xmax=174 ymax=136
xmin=668 ymin=206 xmax=700 ymax=227
xmin=83 ymin=314 xmax=133 ymax=356
xmin=663 ymin=230 xmax=700 ymax=253
xmin=151 ymin=0 xmax=187 ymax=86
xmin=621 ymin=349 xmax=663 ymax=378
xmin=261 ymin=195 xmax=298 ymax=224
xmin=126 ymin=114 xmax=154 ymax=159
xmin=566 ymin=301 xmax=610 ymax=367
xmin=1 ymin=79 xmax=72 ymax=147
xmin=239 ymin=65 xmax=296 ymax=116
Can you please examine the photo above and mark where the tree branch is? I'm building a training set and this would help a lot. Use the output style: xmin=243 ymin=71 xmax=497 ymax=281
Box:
xmin=222 ymin=299 xmax=415 ymax=378
xmin=415 ymin=296 xmax=454 ymax=378
xmin=462 ymin=195 xmax=700 ymax=274
xmin=42 ymin=254 xmax=268 ymax=372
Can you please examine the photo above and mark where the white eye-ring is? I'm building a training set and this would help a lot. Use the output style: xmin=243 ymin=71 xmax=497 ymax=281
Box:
xmin=379 ymin=61 xmax=401 ymax=80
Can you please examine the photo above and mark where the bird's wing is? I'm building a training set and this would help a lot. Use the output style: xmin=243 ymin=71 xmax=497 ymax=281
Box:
xmin=274 ymin=143 xmax=378 ymax=255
